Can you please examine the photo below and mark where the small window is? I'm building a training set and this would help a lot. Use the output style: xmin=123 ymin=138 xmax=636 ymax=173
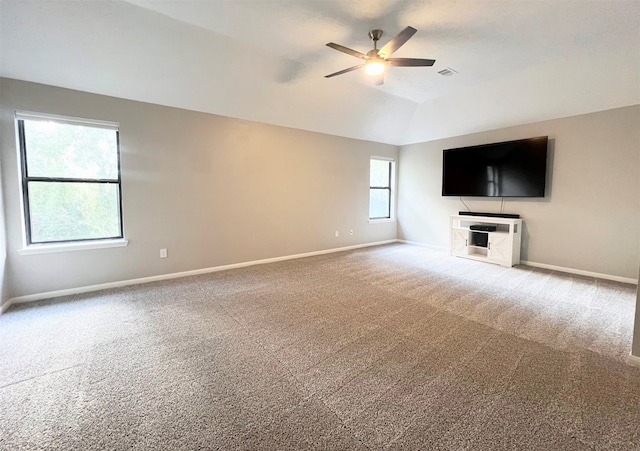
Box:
xmin=16 ymin=112 xmax=123 ymax=245
xmin=369 ymin=158 xmax=394 ymax=220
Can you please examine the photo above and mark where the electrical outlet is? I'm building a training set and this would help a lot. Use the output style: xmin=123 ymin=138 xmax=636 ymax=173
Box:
xmin=349 ymin=229 xmax=354 ymax=235
xmin=160 ymin=248 xmax=167 ymax=258
xmin=334 ymin=230 xmax=339 ymax=238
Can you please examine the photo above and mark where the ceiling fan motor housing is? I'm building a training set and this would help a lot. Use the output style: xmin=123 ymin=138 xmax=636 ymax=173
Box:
xmin=368 ymin=29 xmax=384 ymax=43
xmin=367 ymin=49 xmax=380 ymax=59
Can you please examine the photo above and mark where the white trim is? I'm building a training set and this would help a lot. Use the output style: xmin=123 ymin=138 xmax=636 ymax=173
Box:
xmin=521 ymin=260 xmax=637 ymax=285
xmin=627 ymin=353 xmax=640 ymax=368
xmin=15 ymin=110 xmax=119 ymax=130
xmin=15 ymin=111 xmax=123 ymax=250
xmin=369 ymin=157 xmax=397 ymax=222
xmin=390 ymin=241 xmax=637 ymax=284
xmin=397 ymin=239 xmax=448 ymax=252
xmin=368 ymin=218 xmax=396 ymax=224
xmin=1 ymin=299 xmax=13 ymax=314
xmin=17 ymin=239 xmax=128 ymax=255
xmin=7 ymin=240 xmax=633 ymax=313
xmin=4 ymin=240 xmax=398 ymax=308
xmin=14 ymin=118 xmax=28 ymax=245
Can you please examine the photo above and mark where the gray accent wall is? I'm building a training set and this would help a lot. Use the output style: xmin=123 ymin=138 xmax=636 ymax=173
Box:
xmin=398 ymin=105 xmax=640 ymax=280
xmin=0 ymin=78 xmax=398 ymax=301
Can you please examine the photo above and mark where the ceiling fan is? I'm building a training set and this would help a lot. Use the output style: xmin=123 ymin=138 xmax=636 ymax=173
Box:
xmin=324 ymin=26 xmax=435 ymax=85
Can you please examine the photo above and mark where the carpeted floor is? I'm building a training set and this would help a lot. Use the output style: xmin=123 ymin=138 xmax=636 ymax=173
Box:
xmin=1 ymin=243 xmax=639 ymax=450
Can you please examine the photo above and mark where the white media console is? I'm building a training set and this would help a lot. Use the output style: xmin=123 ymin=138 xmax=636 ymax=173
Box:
xmin=449 ymin=215 xmax=522 ymax=267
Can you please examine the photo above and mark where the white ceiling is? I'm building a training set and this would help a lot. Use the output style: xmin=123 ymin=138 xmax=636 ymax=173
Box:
xmin=1 ymin=0 xmax=639 ymax=145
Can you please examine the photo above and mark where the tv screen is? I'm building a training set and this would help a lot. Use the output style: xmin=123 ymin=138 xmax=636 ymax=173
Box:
xmin=442 ymin=136 xmax=548 ymax=197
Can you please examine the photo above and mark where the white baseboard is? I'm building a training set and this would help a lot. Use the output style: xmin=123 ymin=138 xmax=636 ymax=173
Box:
xmin=396 ymin=240 xmax=448 ymax=252
xmin=521 ymin=260 xmax=637 ymax=285
xmin=627 ymin=353 xmax=640 ymax=368
xmin=397 ymin=242 xmax=635 ymax=284
xmin=1 ymin=299 xmax=13 ymax=314
xmin=3 ymin=240 xmax=399 ymax=310
xmin=4 ymin=240 xmax=635 ymax=312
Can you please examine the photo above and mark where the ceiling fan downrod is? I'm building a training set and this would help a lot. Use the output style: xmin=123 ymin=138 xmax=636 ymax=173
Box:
xmin=368 ymin=29 xmax=383 ymax=50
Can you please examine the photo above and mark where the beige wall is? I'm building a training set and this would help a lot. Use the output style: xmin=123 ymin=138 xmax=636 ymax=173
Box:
xmin=398 ymin=105 xmax=640 ymax=280
xmin=0 ymin=78 xmax=398 ymax=300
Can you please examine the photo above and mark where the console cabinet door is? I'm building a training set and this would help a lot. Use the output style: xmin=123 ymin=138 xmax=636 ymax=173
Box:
xmin=451 ymin=229 xmax=468 ymax=256
xmin=488 ymin=232 xmax=510 ymax=263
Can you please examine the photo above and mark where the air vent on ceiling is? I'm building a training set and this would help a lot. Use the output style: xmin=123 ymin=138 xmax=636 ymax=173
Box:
xmin=438 ymin=67 xmax=458 ymax=76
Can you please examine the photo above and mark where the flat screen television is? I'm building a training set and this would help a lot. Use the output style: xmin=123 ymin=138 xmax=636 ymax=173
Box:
xmin=442 ymin=136 xmax=548 ymax=197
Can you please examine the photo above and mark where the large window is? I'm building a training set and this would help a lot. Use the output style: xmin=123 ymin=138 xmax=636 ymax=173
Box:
xmin=17 ymin=112 xmax=123 ymax=246
xmin=369 ymin=158 xmax=394 ymax=220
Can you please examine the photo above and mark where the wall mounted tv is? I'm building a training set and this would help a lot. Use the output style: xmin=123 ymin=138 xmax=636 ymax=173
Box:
xmin=442 ymin=136 xmax=548 ymax=197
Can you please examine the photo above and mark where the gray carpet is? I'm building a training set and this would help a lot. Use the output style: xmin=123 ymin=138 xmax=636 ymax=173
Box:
xmin=1 ymin=243 xmax=639 ymax=450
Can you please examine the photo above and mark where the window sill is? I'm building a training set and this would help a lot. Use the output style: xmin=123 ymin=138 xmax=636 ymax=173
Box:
xmin=17 ymin=239 xmax=129 ymax=255
xmin=369 ymin=218 xmax=396 ymax=224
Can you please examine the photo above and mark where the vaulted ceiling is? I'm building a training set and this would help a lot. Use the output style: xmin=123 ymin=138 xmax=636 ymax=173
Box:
xmin=1 ymin=0 xmax=639 ymax=145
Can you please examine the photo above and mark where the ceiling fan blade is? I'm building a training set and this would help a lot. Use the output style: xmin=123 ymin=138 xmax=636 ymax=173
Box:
xmin=325 ymin=64 xmax=364 ymax=78
xmin=373 ymin=73 xmax=384 ymax=86
xmin=379 ymin=26 xmax=417 ymax=58
xmin=387 ymin=58 xmax=436 ymax=67
xmin=326 ymin=42 xmax=367 ymax=59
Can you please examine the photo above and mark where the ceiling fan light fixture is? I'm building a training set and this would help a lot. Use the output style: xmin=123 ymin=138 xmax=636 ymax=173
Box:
xmin=365 ymin=60 xmax=385 ymax=76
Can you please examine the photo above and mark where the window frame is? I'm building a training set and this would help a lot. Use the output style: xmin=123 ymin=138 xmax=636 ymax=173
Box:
xmin=369 ymin=157 xmax=395 ymax=221
xmin=16 ymin=111 xmax=125 ymax=248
